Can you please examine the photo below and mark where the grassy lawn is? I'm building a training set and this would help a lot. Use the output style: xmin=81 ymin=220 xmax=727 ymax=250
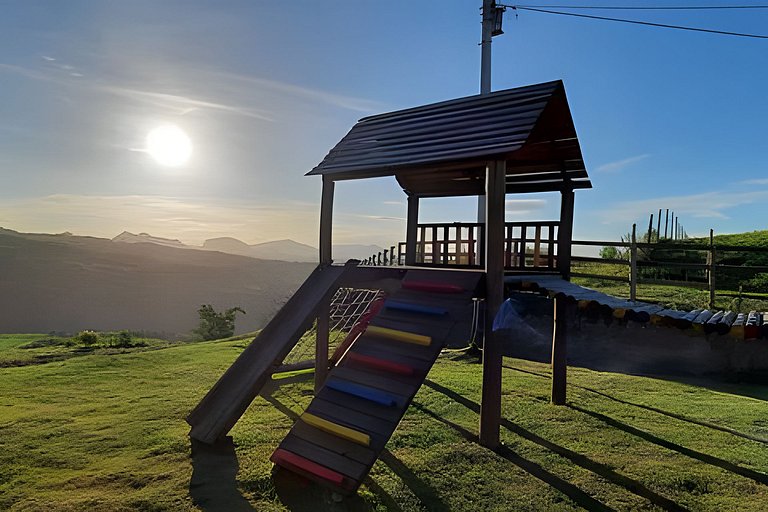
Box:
xmin=1 ymin=337 xmax=767 ymax=511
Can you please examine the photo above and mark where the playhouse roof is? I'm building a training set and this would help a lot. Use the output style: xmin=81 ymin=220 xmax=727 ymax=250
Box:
xmin=307 ymin=80 xmax=591 ymax=197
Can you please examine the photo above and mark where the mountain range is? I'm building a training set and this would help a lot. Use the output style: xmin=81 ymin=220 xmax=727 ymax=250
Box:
xmin=0 ymin=228 xmax=316 ymax=335
xmin=113 ymin=231 xmax=384 ymax=263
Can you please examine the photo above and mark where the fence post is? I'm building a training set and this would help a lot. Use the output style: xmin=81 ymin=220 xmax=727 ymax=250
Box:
xmin=708 ymin=228 xmax=716 ymax=309
xmin=630 ymin=223 xmax=637 ymax=302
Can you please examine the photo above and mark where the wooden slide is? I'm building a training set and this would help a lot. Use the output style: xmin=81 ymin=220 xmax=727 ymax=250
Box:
xmin=187 ymin=261 xmax=358 ymax=444
xmin=270 ymin=269 xmax=481 ymax=494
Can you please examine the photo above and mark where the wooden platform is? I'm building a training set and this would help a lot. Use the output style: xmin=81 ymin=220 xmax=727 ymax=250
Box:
xmin=271 ymin=269 xmax=482 ymax=494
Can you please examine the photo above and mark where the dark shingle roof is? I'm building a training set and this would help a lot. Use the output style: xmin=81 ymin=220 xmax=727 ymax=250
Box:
xmin=308 ymin=80 xmax=590 ymax=196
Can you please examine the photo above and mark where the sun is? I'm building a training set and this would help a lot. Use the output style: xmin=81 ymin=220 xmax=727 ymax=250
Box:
xmin=145 ymin=124 xmax=193 ymax=167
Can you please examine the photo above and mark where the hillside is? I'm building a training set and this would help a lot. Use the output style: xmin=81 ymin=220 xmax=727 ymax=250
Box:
xmin=0 ymin=228 xmax=313 ymax=335
xmin=1 ymin=336 xmax=766 ymax=510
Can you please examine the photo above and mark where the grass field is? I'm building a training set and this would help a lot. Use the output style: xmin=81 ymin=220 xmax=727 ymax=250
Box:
xmin=1 ymin=334 xmax=767 ymax=511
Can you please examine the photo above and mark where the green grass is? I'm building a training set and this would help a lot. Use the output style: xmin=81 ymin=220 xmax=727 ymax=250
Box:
xmin=1 ymin=338 xmax=768 ymax=511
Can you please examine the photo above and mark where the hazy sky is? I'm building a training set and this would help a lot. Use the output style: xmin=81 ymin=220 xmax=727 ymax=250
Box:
xmin=1 ymin=1 xmax=766 ymax=247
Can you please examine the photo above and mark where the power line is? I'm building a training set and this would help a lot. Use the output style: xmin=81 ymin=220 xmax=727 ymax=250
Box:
xmin=510 ymin=4 xmax=768 ymax=10
xmin=501 ymin=5 xmax=768 ymax=38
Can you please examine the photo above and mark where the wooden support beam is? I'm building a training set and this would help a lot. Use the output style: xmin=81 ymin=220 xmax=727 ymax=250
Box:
xmin=316 ymin=175 xmax=334 ymax=391
xmin=405 ymin=194 xmax=419 ymax=265
xmin=315 ymin=300 xmax=330 ymax=392
xmin=551 ymin=297 xmax=568 ymax=405
xmin=479 ymin=160 xmax=506 ymax=449
xmin=557 ymin=188 xmax=575 ymax=280
xmin=319 ymin=175 xmax=335 ymax=265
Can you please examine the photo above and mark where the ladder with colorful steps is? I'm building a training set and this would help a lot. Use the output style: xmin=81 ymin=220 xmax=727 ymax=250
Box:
xmin=270 ymin=269 xmax=481 ymax=494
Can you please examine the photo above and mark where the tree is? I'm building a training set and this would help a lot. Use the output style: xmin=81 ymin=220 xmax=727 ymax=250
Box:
xmin=194 ymin=304 xmax=246 ymax=340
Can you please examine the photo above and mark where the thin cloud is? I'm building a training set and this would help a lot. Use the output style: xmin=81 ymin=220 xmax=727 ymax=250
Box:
xmin=596 ymin=189 xmax=768 ymax=223
xmin=740 ymin=178 xmax=768 ymax=186
xmin=596 ymin=154 xmax=650 ymax=173
xmin=505 ymin=199 xmax=546 ymax=214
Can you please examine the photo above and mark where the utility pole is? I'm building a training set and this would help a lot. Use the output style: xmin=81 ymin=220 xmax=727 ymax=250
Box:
xmin=478 ymin=0 xmax=504 ymax=220
xmin=480 ymin=0 xmax=494 ymax=95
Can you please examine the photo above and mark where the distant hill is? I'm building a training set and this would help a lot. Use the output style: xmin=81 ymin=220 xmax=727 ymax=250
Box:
xmin=200 ymin=237 xmax=384 ymax=263
xmin=112 ymin=231 xmax=188 ymax=249
xmin=0 ymin=228 xmax=313 ymax=335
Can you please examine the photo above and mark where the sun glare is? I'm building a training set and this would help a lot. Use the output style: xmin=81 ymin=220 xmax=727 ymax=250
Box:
xmin=145 ymin=125 xmax=193 ymax=167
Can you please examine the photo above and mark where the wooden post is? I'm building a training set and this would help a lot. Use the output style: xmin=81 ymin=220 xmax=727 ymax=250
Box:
xmin=315 ymin=302 xmax=330 ymax=392
xmin=316 ymin=175 xmax=334 ymax=391
xmin=405 ymin=194 xmax=419 ymax=265
xmin=551 ymin=297 xmax=568 ymax=405
xmin=319 ymin=176 xmax=334 ymax=265
xmin=630 ymin=223 xmax=637 ymax=302
xmin=479 ymin=160 xmax=506 ymax=449
xmin=557 ymin=188 xmax=575 ymax=280
xmin=647 ymin=214 xmax=653 ymax=246
xmin=709 ymin=228 xmax=716 ymax=309
xmin=656 ymin=209 xmax=662 ymax=242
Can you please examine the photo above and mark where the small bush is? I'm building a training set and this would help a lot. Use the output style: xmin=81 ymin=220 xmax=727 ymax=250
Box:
xmin=76 ymin=330 xmax=99 ymax=346
xmin=113 ymin=330 xmax=133 ymax=348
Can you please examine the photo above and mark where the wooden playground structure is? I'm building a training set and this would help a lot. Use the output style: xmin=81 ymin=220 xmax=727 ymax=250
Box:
xmin=186 ymin=79 xmax=597 ymax=494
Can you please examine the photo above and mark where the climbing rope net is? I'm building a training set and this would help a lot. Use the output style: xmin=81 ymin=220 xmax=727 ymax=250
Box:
xmin=267 ymin=287 xmax=385 ymax=414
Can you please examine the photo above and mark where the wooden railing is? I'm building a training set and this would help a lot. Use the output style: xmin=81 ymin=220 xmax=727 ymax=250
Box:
xmin=362 ymin=221 xmax=560 ymax=272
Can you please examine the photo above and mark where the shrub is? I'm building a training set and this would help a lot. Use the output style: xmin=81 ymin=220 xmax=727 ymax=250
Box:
xmin=114 ymin=330 xmax=133 ymax=348
xmin=76 ymin=330 xmax=99 ymax=346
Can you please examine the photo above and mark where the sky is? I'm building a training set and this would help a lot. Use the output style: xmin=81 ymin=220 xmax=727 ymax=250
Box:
xmin=1 ymin=1 xmax=767 ymax=249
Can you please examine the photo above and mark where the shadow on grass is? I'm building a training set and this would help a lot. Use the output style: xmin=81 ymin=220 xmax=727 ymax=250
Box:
xmin=377 ymin=449 xmax=448 ymax=511
xmin=503 ymin=364 xmax=768 ymax=445
xmin=410 ymin=401 xmax=615 ymax=512
xmin=423 ymin=379 xmax=688 ymax=512
xmin=190 ymin=437 xmax=254 ymax=511
xmin=568 ymin=404 xmax=768 ymax=486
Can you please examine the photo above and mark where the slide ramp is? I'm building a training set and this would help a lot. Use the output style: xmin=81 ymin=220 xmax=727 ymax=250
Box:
xmin=187 ymin=261 xmax=357 ymax=444
xmin=270 ymin=269 xmax=481 ymax=494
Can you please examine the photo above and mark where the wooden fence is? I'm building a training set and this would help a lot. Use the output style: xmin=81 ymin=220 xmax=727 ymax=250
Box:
xmin=571 ymin=225 xmax=768 ymax=307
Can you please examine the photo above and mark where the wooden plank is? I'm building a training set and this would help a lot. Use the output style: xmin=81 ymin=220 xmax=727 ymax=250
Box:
xmin=271 ymin=448 xmax=353 ymax=491
xmin=365 ymin=325 xmax=433 ymax=346
xmin=401 ymin=268 xmax=483 ymax=293
xmin=344 ymin=352 xmax=417 ymax=377
xmin=353 ymin=336 xmax=436 ymax=362
xmin=333 ymin=366 xmax=419 ymax=397
xmin=317 ymin=386 xmax=403 ymax=423
xmin=326 ymin=378 xmax=404 ymax=407
xmin=301 ymin=412 xmax=371 ymax=446
xmin=290 ymin=421 xmax=377 ymax=465
xmin=367 ymin=316 xmax=453 ymax=340
xmin=308 ymin=397 xmax=395 ymax=437
xmin=348 ymin=344 xmax=434 ymax=373
xmin=279 ymin=435 xmax=368 ymax=482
